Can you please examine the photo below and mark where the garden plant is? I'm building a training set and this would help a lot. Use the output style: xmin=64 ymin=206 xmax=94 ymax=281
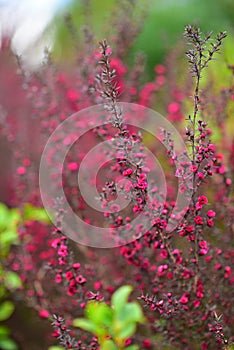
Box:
xmin=0 ymin=7 xmax=233 ymax=350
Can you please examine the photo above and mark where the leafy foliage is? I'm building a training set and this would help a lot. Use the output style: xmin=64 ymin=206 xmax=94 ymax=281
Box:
xmin=73 ymin=286 xmax=145 ymax=349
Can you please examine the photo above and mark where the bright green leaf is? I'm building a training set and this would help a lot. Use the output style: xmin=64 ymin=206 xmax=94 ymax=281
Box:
xmin=0 ymin=230 xmax=18 ymax=247
xmin=102 ymin=339 xmax=118 ymax=350
xmin=8 ymin=209 xmax=20 ymax=228
xmin=0 ymin=337 xmax=18 ymax=350
xmin=111 ymin=285 xmax=133 ymax=313
xmin=22 ymin=204 xmax=50 ymax=224
xmin=0 ymin=204 xmax=10 ymax=230
xmin=86 ymin=301 xmax=113 ymax=327
xmin=0 ymin=325 xmax=10 ymax=337
xmin=0 ymin=301 xmax=14 ymax=321
xmin=118 ymin=302 xmax=145 ymax=324
xmin=117 ymin=322 xmax=136 ymax=339
xmin=73 ymin=318 xmax=98 ymax=334
xmin=4 ymin=272 xmax=22 ymax=290
xmin=48 ymin=347 xmax=65 ymax=350
xmin=125 ymin=345 xmax=139 ymax=350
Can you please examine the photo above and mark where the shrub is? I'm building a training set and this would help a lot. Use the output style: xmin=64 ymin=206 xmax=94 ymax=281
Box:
xmin=0 ymin=23 xmax=233 ymax=349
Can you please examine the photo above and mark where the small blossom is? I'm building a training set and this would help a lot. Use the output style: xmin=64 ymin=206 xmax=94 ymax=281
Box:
xmin=65 ymin=271 xmax=73 ymax=281
xmin=180 ymin=293 xmax=189 ymax=304
xmin=39 ymin=309 xmax=49 ymax=319
xmin=207 ymin=210 xmax=216 ymax=218
xmin=55 ymin=273 xmax=62 ymax=283
xmin=17 ymin=166 xmax=26 ymax=175
xmin=123 ymin=168 xmax=133 ymax=176
xmin=76 ymin=275 xmax=87 ymax=284
xmin=58 ymin=245 xmax=68 ymax=257
xmin=198 ymin=195 xmax=208 ymax=205
xmin=67 ymin=162 xmax=78 ymax=171
xmin=143 ymin=339 xmax=152 ymax=348
xmin=194 ymin=216 xmax=203 ymax=225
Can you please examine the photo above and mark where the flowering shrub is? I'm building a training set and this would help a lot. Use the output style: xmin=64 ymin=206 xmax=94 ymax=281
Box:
xmin=0 ymin=22 xmax=233 ymax=350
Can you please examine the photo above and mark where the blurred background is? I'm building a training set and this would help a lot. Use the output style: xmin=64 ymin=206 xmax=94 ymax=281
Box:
xmin=0 ymin=0 xmax=234 ymax=72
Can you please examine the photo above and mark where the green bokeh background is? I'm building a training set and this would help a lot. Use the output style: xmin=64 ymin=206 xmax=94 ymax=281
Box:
xmin=52 ymin=0 xmax=234 ymax=75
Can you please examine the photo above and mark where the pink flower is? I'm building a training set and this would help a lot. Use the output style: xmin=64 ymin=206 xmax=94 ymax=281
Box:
xmin=17 ymin=166 xmax=26 ymax=175
xmin=193 ymin=299 xmax=201 ymax=308
xmin=199 ymin=241 xmax=209 ymax=255
xmin=168 ymin=102 xmax=180 ymax=114
xmin=67 ymin=162 xmax=78 ymax=171
xmin=143 ymin=339 xmax=152 ymax=348
xmin=123 ymin=168 xmax=133 ymax=176
xmin=58 ymin=245 xmax=68 ymax=257
xmin=198 ymin=172 xmax=205 ymax=179
xmin=55 ymin=273 xmax=62 ymax=283
xmin=39 ymin=309 xmax=49 ymax=318
xmin=65 ymin=271 xmax=73 ymax=281
xmin=94 ymin=281 xmax=102 ymax=290
xmin=180 ymin=293 xmax=189 ymax=304
xmin=76 ymin=275 xmax=87 ymax=284
xmin=72 ymin=263 xmax=81 ymax=270
xmin=224 ymin=266 xmax=232 ymax=278
xmin=66 ymin=89 xmax=79 ymax=102
xmin=160 ymin=249 xmax=168 ymax=259
xmin=215 ymin=264 xmax=222 ymax=270
xmin=198 ymin=195 xmax=208 ymax=205
xmin=190 ymin=165 xmax=197 ymax=173
xmin=155 ymin=64 xmax=165 ymax=74
xmin=194 ymin=216 xmax=203 ymax=225
xmin=207 ymin=210 xmax=216 ymax=218
xmin=207 ymin=219 xmax=214 ymax=227
xmin=208 ymin=144 xmax=216 ymax=152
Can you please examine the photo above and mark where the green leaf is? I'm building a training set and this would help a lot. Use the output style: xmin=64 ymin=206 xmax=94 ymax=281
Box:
xmin=226 ymin=346 xmax=234 ymax=350
xmin=86 ymin=301 xmax=113 ymax=327
xmin=0 ymin=203 xmax=10 ymax=230
xmin=102 ymin=339 xmax=118 ymax=350
xmin=118 ymin=302 xmax=145 ymax=324
xmin=48 ymin=347 xmax=65 ymax=350
xmin=0 ymin=284 xmax=5 ymax=299
xmin=0 ymin=301 xmax=14 ymax=321
xmin=0 ymin=325 xmax=10 ymax=337
xmin=0 ymin=337 xmax=18 ymax=350
xmin=111 ymin=285 xmax=133 ymax=313
xmin=0 ymin=230 xmax=18 ymax=247
xmin=125 ymin=345 xmax=139 ymax=350
xmin=7 ymin=209 xmax=20 ymax=228
xmin=22 ymin=204 xmax=50 ymax=224
xmin=117 ymin=322 xmax=136 ymax=339
xmin=4 ymin=272 xmax=22 ymax=290
xmin=73 ymin=318 xmax=98 ymax=334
